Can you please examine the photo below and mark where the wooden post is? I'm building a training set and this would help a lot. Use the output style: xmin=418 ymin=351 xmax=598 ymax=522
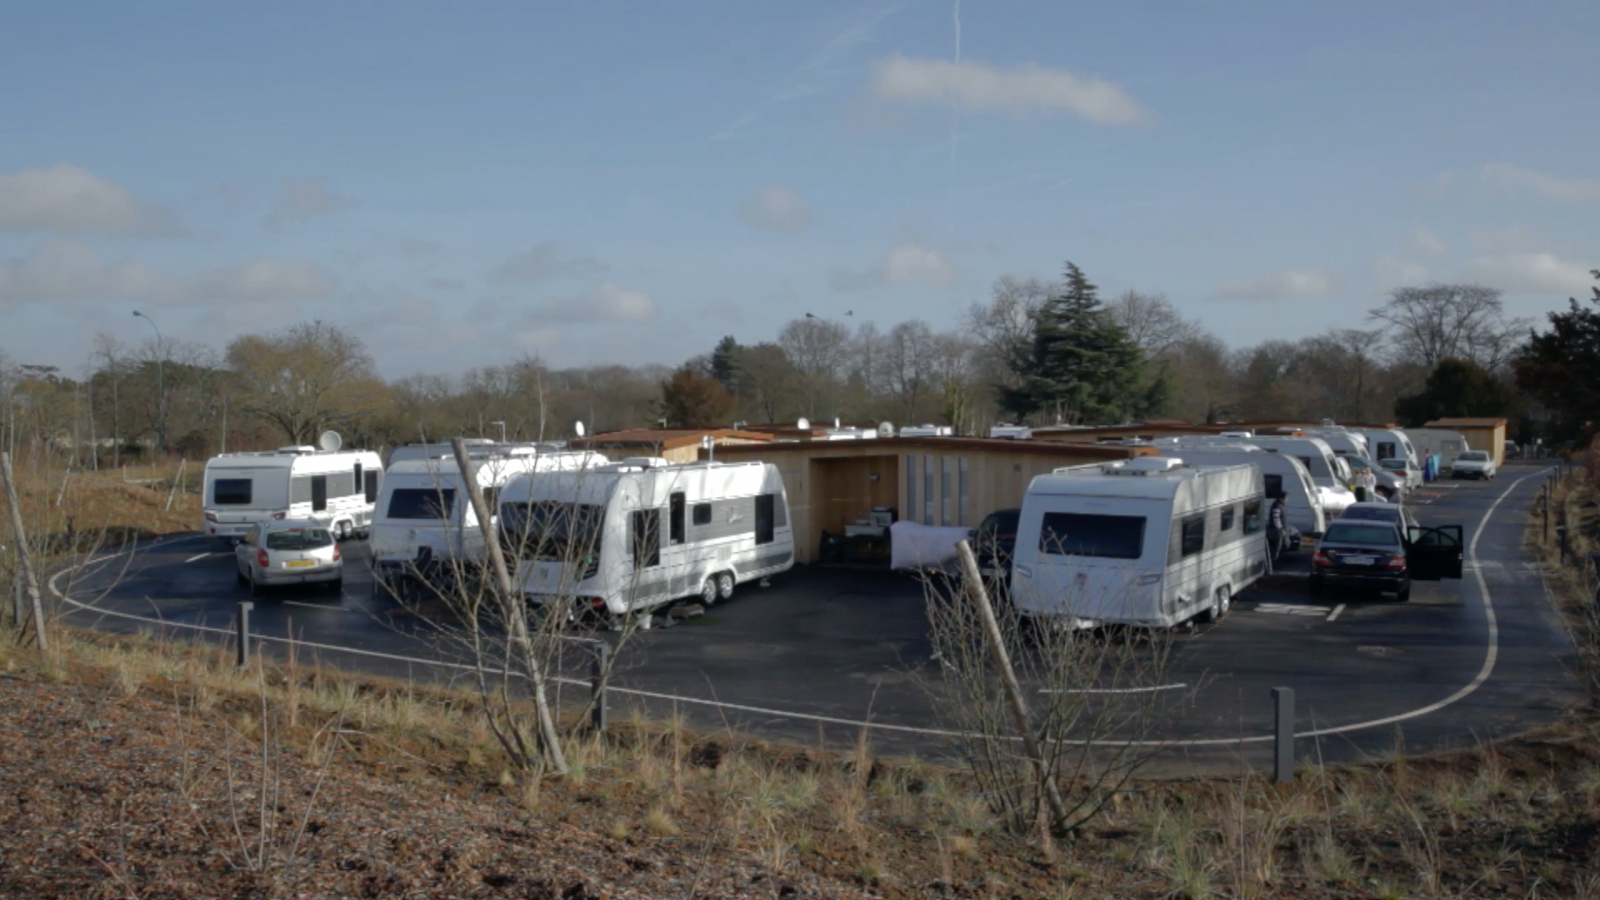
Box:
xmin=235 ymin=601 xmax=253 ymax=666
xmin=955 ymin=539 xmax=1068 ymax=830
xmin=451 ymin=438 xmax=569 ymax=774
xmin=165 ymin=457 xmax=186 ymax=511
xmin=1 ymin=452 xmax=49 ymax=651
xmin=1272 ymin=686 xmax=1295 ymax=783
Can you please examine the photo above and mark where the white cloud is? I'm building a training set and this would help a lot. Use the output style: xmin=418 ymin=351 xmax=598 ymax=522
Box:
xmin=1376 ymin=254 xmax=1430 ymax=286
xmin=1214 ymin=270 xmax=1339 ymax=303
xmin=1479 ymin=163 xmax=1600 ymax=203
xmin=740 ymin=186 xmax=811 ymax=232
xmin=0 ymin=239 xmax=336 ymax=312
xmin=0 ymin=163 xmax=183 ymax=236
xmin=492 ymin=244 xmax=607 ymax=283
xmin=266 ymin=179 xmax=348 ymax=226
xmin=1415 ymin=228 xmax=1447 ymax=255
xmin=831 ymin=242 xmax=957 ymax=291
xmin=1464 ymin=252 xmax=1595 ymax=295
xmin=1470 ymin=224 xmax=1537 ymax=254
xmin=536 ymin=283 xmax=655 ymax=323
xmin=869 ymin=56 xmax=1148 ymax=124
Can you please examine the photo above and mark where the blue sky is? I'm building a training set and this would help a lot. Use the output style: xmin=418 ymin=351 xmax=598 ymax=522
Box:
xmin=2 ymin=0 xmax=1596 ymax=377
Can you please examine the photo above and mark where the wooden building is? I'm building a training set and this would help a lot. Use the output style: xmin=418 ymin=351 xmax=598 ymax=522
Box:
xmin=1425 ymin=418 xmax=1508 ymax=466
xmin=570 ymin=428 xmax=772 ymax=465
xmin=701 ymin=437 xmax=1157 ymax=563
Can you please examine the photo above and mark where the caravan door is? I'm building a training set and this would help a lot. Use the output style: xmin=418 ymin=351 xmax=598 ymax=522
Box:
xmin=1404 ymin=525 xmax=1465 ymax=580
xmin=627 ymin=507 xmax=664 ymax=609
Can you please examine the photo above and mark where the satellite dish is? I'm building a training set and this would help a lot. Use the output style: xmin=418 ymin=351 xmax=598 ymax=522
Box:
xmin=574 ymin=421 xmax=587 ymax=438
xmin=318 ymin=430 xmax=343 ymax=452
xmin=878 ymin=421 xmax=895 ymax=437
xmin=796 ymin=417 xmax=811 ymax=431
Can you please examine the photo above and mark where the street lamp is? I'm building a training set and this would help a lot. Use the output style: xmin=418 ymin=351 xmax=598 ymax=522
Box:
xmin=132 ymin=311 xmax=165 ymax=453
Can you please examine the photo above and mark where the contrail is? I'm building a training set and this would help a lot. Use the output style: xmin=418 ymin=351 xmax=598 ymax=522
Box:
xmin=946 ymin=0 xmax=962 ymax=234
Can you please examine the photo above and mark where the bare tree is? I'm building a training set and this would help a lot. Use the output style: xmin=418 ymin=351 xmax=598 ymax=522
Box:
xmin=883 ymin=320 xmax=936 ymax=423
xmin=1106 ymin=290 xmax=1201 ymax=362
xmin=966 ymin=275 xmax=1053 ymax=391
xmin=226 ymin=321 xmax=391 ymax=444
xmin=778 ymin=317 xmax=850 ymax=419
xmin=1368 ymin=283 xmax=1530 ymax=373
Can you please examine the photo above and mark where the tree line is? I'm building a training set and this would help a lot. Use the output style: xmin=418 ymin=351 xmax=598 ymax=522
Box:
xmin=2 ymin=264 xmax=1596 ymax=466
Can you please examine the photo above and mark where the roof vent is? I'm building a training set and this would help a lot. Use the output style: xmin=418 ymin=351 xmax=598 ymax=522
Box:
xmin=277 ymin=445 xmax=318 ymax=455
xmin=1105 ymin=457 xmax=1185 ymax=476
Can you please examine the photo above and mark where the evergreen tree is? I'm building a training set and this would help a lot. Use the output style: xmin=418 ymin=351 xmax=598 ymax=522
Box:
xmin=1514 ymin=270 xmax=1600 ymax=441
xmin=710 ymin=336 xmax=742 ymax=392
xmin=1394 ymin=357 xmax=1516 ymax=427
xmin=999 ymin=262 xmax=1146 ymax=424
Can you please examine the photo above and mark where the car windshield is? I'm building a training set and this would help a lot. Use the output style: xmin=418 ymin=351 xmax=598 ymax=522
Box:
xmin=1323 ymin=523 xmax=1400 ymax=546
xmin=265 ymin=528 xmax=333 ymax=550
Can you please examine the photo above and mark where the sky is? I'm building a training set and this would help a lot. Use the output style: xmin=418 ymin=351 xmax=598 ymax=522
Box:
xmin=1 ymin=0 xmax=1596 ymax=378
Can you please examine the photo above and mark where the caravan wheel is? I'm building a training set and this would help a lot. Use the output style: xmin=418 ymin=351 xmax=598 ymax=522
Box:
xmin=700 ymin=578 xmax=719 ymax=606
xmin=716 ymin=572 xmax=736 ymax=602
xmin=1199 ymin=585 xmax=1231 ymax=624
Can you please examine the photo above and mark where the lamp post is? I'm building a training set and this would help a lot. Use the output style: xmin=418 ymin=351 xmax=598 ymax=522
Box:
xmin=132 ymin=311 xmax=166 ymax=452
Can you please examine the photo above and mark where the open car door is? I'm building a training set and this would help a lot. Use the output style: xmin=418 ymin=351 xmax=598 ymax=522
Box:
xmin=1405 ymin=525 xmax=1465 ymax=580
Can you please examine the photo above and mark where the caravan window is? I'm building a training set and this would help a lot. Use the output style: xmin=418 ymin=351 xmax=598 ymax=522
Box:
xmin=364 ymin=470 xmax=379 ymax=503
xmin=1037 ymin=513 xmax=1145 ymax=560
xmin=632 ymin=509 xmax=661 ymax=569
xmin=387 ymin=488 xmax=456 ymax=520
xmin=1263 ymin=474 xmax=1285 ymax=500
xmin=1180 ymin=515 xmax=1205 ymax=557
xmin=1243 ymin=500 xmax=1264 ymax=534
xmin=212 ymin=478 xmax=252 ymax=505
xmin=311 ymin=475 xmax=328 ymax=512
xmin=353 ymin=463 xmax=363 ymax=498
xmin=692 ymin=502 xmax=712 ymax=526
xmin=500 ymin=501 xmax=603 ymax=564
xmin=1220 ymin=506 xmax=1236 ymax=531
xmin=755 ymin=494 xmax=776 ymax=545
xmin=669 ymin=493 xmax=686 ymax=545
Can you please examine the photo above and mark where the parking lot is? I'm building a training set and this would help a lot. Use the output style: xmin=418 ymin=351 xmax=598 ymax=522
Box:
xmin=53 ymin=464 xmax=1580 ymax=771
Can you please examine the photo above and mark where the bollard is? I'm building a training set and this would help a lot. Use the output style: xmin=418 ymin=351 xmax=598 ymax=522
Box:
xmin=1272 ymin=686 xmax=1295 ymax=783
xmin=589 ymin=641 xmax=610 ymax=734
xmin=236 ymin=601 xmax=254 ymax=667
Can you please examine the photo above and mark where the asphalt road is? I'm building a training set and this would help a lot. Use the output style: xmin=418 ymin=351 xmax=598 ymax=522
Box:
xmin=52 ymin=464 xmax=1580 ymax=772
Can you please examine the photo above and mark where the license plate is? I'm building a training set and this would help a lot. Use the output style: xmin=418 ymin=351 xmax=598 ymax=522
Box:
xmin=285 ymin=560 xmax=316 ymax=569
xmin=1344 ymin=556 xmax=1376 ymax=566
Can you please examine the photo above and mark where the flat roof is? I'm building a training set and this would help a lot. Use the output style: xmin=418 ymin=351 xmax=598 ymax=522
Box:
xmin=571 ymin=428 xmax=774 ymax=452
xmin=1425 ymin=418 xmax=1508 ymax=427
xmin=705 ymin=435 xmax=1157 ymax=460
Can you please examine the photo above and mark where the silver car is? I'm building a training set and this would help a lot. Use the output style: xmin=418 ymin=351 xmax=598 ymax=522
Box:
xmin=1377 ymin=457 xmax=1424 ymax=490
xmin=236 ymin=519 xmax=343 ymax=596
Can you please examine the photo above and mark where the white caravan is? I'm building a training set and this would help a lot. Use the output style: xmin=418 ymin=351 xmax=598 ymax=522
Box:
xmin=499 ymin=458 xmax=794 ymax=625
xmin=202 ymin=445 xmax=384 ymax=543
xmin=1209 ymin=435 xmax=1356 ymax=515
xmin=1150 ymin=444 xmax=1327 ymax=537
xmin=1358 ymin=429 xmax=1422 ymax=469
xmin=369 ymin=447 xmax=607 ymax=581
xmin=989 ymin=424 xmax=1033 ymax=440
xmin=899 ymin=424 xmax=955 ymax=437
xmin=1009 ymin=458 xmax=1269 ymax=628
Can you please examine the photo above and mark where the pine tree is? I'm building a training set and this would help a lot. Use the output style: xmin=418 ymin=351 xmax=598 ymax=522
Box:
xmin=710 ymin=336 xmax=741 ymax=393
xmin=1000 ymin=262 xmax=1146 ymax=424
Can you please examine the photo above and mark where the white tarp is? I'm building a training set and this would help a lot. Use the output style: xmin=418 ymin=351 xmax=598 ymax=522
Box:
xmin=889 ymin=520 xmax=972 ymax=571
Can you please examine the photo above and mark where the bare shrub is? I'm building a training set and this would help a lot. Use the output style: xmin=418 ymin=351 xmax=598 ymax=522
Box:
xmin=918 ymin=554 xmax=1181 ymax=838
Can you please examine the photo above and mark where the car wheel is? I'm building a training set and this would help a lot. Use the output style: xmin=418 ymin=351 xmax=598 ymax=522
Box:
xmin=700 ymin=577 xmax=718 ymax=606
xmin=717 ymin=571 xmax=736 ymax=602
xmin=1395 ymin=585 xmax=1411 ymax=603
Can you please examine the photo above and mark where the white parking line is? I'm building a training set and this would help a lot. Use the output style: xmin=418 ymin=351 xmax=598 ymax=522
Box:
xmin=1326 ymin=603 xmax=1345 ymax=622
xmin=184 ymin=552 xmax=213 ymax=563
xmin=1040 ymin=683 xmax=1189 ymax=695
